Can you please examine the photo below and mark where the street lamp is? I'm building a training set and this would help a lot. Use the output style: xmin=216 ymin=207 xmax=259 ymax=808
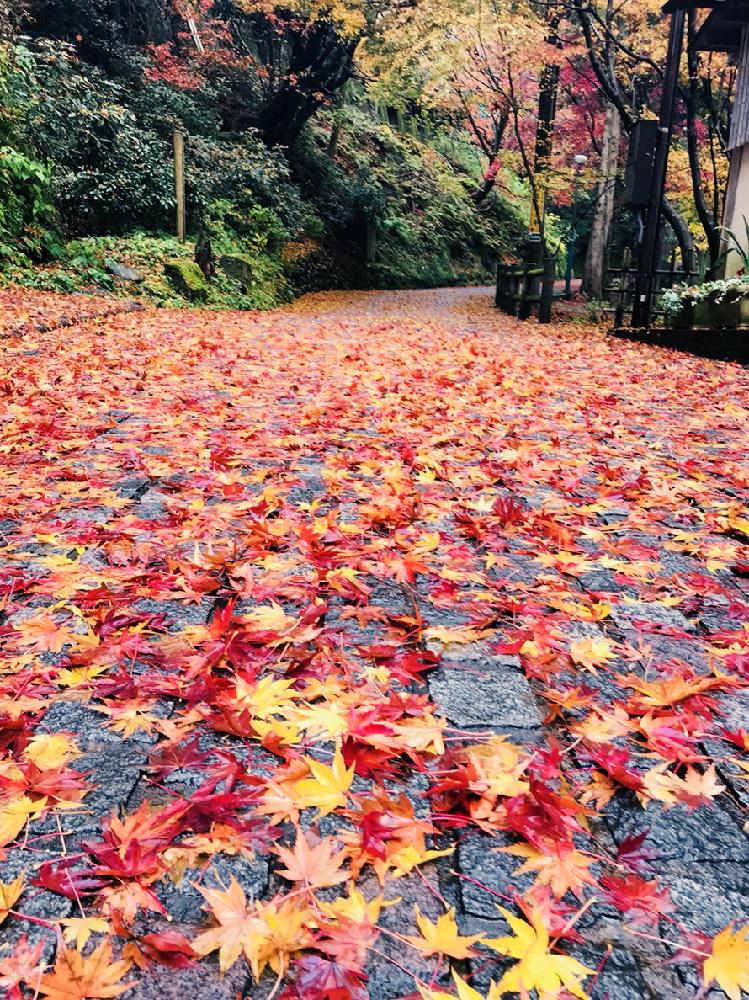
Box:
xmin=565 ymin=153 xmax=588 ymax=299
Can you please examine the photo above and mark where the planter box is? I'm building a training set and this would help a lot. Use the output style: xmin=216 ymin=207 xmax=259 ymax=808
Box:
xmin=709 ymin=295 xmax=749 ymax=328
xmin=672 ymin=302 xmax=693 ymax=328
xmin=694 ymin=300 xmax=711 ymax=326
xmin=672 ymin=300 xmax=710 ymax=328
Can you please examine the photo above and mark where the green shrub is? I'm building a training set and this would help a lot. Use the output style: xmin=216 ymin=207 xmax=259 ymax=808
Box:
xmin=0 ymin=146 xmax=56 ymax=261
xmin=12 ymin=38 xmax=302 ymax=239
xmin=0 ymin=43 xmax=57 ymax=261
xmin=289 ymin=107 xmax=525 ymax=290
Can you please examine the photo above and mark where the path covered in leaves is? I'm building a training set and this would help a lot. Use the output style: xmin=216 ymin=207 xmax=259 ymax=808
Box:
xmin=1 ymin=285 xmax=749 ymax=1000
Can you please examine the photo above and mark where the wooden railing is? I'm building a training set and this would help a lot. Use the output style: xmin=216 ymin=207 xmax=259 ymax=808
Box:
xmin=606 ymin=249 xmax=698 ymax=328
xmin=496 ymin=256 xmax=556 ymax=323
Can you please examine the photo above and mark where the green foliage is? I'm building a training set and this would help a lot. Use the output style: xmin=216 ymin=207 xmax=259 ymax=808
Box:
xmin=1 ymin=31 xmax=528 ymax=303
xmin=13 ymin=38 xmax=299 ymax=238
xmin=3 ymin=231 xmax=291 ymax=310
xmin=0 ymin=43 xmax=57 ymax=262
xmin=0 ymin=146 xmax=56 ymax=261
xmin=292 ymin=108 xmax=525 ymax=289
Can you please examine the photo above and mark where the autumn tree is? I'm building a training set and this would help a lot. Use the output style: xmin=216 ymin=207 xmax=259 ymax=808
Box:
xmin=571 ymin=0 xmax=733 ymax=271
xmin=216 ymin=1 xmax=360 ymax=144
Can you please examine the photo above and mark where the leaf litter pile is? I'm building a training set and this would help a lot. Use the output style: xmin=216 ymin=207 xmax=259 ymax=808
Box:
xmin=1 ymin=285 xmax=749 ymax=999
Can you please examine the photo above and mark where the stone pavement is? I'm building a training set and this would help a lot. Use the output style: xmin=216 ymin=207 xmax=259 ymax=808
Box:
xmin=0 ymin=286 xmax=748 ymax=999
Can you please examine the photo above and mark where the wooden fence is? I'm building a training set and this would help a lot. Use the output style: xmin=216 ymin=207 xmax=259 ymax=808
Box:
xmin=495 ymin=256 xmax=556 ymax=323
xmin=606 ymin=249 xmax=698 ymax=328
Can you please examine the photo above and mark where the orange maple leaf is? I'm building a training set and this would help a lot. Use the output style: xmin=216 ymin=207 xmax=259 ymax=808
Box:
xmin=275 ymin=830 xmax=349 ymax=887
xmin=38 ymin=940 xmax=134 ymax=999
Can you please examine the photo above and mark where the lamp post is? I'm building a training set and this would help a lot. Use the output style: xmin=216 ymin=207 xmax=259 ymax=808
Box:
xmin=565 ymin=153 xmax=588 ymax=299
xmin=630 ymin=3 xmax=686 ymax=330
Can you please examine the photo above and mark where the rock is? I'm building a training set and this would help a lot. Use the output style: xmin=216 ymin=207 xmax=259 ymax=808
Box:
xmin=164 ymin=259 xmax=209 ymax=302
xmin=610 ymin=600 xmax=695 ymax=633
xmin=365 ymin=868 xmax=452 ymax=997
xmin=219 ymin=253 xmax=254 ymax=291
xmin=606 ymin=795 xmax=749 ymax=864
xmin=457 ymin=834 xmax=534 ymax=917
xmin=104 ymin=259 xmax=144 ymax=282
xmin=656 ymin=861 xmax=749 ymax=935
xmin=428 ymin=656 xmax=542 ymax=729
xmin=129 ymin=953 xmax=251 ymax=999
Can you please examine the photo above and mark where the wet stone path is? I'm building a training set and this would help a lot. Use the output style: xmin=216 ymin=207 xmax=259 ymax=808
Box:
xmin=0 ymin=286 xmax=748 ymax=999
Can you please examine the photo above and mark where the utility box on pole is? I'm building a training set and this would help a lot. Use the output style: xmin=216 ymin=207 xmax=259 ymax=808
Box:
xmin=623 ymin=120 xmax=658 ymax=208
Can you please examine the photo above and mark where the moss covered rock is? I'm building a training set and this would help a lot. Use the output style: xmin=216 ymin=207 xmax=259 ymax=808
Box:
xmin=163 ymin=259 xmax=209 ymax=302
xmin=219 ymin=253 xmax=253 ymax=291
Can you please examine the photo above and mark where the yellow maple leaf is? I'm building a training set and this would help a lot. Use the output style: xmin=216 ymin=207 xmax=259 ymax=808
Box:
xmin=234 ymin=675 xmax=296 ymax=719
xmin=484 ymin=907 xmax=593 ymax=998
xmin=318 ymin=883 xmax=392 ymax=924
xmin=405 ymin=906 xmax=483 ymax=959
xmin=0 ymin=795 xmax=47 ymax=848
xmin=0 ymin=872 xmax=24 ymax=924
xmin=703 ymin=922 xmax=749 ymax=1000
xmin=569 ymin=637 xmax=614 ymax=672
xmin=255 ymin=896 xmax=315 ymax=977
xmin=725 ymin=512 xmax=749 ymax=540
xmin=418 ymin=969 xmax=487 ymax=999
xmin=23 ymin=733 xmax=81 ymax=770
xmin=388 ymin=844 xmax=454 ymax=877
xmin=293 ymin=747 xmax=354 ymax=815
xmin=424 ymin=625 xmax=490 ymax=645
xmin=56 ymin=664 xmax=110 ymax=688
xmin=294 ymin=701 xmax=348 ymax=738
xmin=60 ymin=916 xmax=111 ymax=949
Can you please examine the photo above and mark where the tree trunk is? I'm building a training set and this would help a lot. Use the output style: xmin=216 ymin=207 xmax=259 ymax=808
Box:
xmin=684 ymin=8 xmax=721 ymax=270
xmin=583 ymin=101 xmax=621 ymax=299
xmin=662 ymin=196 xmax=696 ymax=274
xmin=327 ymin=121 xmax=341 ymax=158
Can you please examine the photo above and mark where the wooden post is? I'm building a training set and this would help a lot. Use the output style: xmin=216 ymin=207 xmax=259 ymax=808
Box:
xmin=173 ymin=130 xmax=186 ymax=242
xmin=539 ymin=253 xmax=556 ymax=324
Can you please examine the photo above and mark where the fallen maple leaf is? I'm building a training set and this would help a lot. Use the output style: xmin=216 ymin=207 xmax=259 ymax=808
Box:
xmin=500 ymin=843 xmax=596 ymax=899
xmin=0 ymin=936 xmax=45 ymax=996
xmin=292 ymin=747 xmax=355 ymax=816
xmin=703 ymin=922 xmax=749 ymax=1000
xmin=38 ymin=940 xmax=134 ymax=999
xmin=192 ymin=876 xmax=267 ymax=974
xmin=275 ymin=830 xmax=349 ymax=888
xmin=60 ymin=917 xmax=111 ymax=949
xmin=599 ymin=874 xmax=674 ymax=926
xmin=405 ymin=906 xmax=483 ymax=959
xmin=483 ymin=906 xmax=593 ymax=999
xmin=418 ymin=969 xmax=486 ymax=999
xmin=23 ymin=733 xmax=81 ymax=770
xmin=0 ymin=872 xmax=24 ymax=923
xmin=569 ymin=637 xmax=615 ymax=672
xmin=0 ymin=794 xmax=47 ymax=848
